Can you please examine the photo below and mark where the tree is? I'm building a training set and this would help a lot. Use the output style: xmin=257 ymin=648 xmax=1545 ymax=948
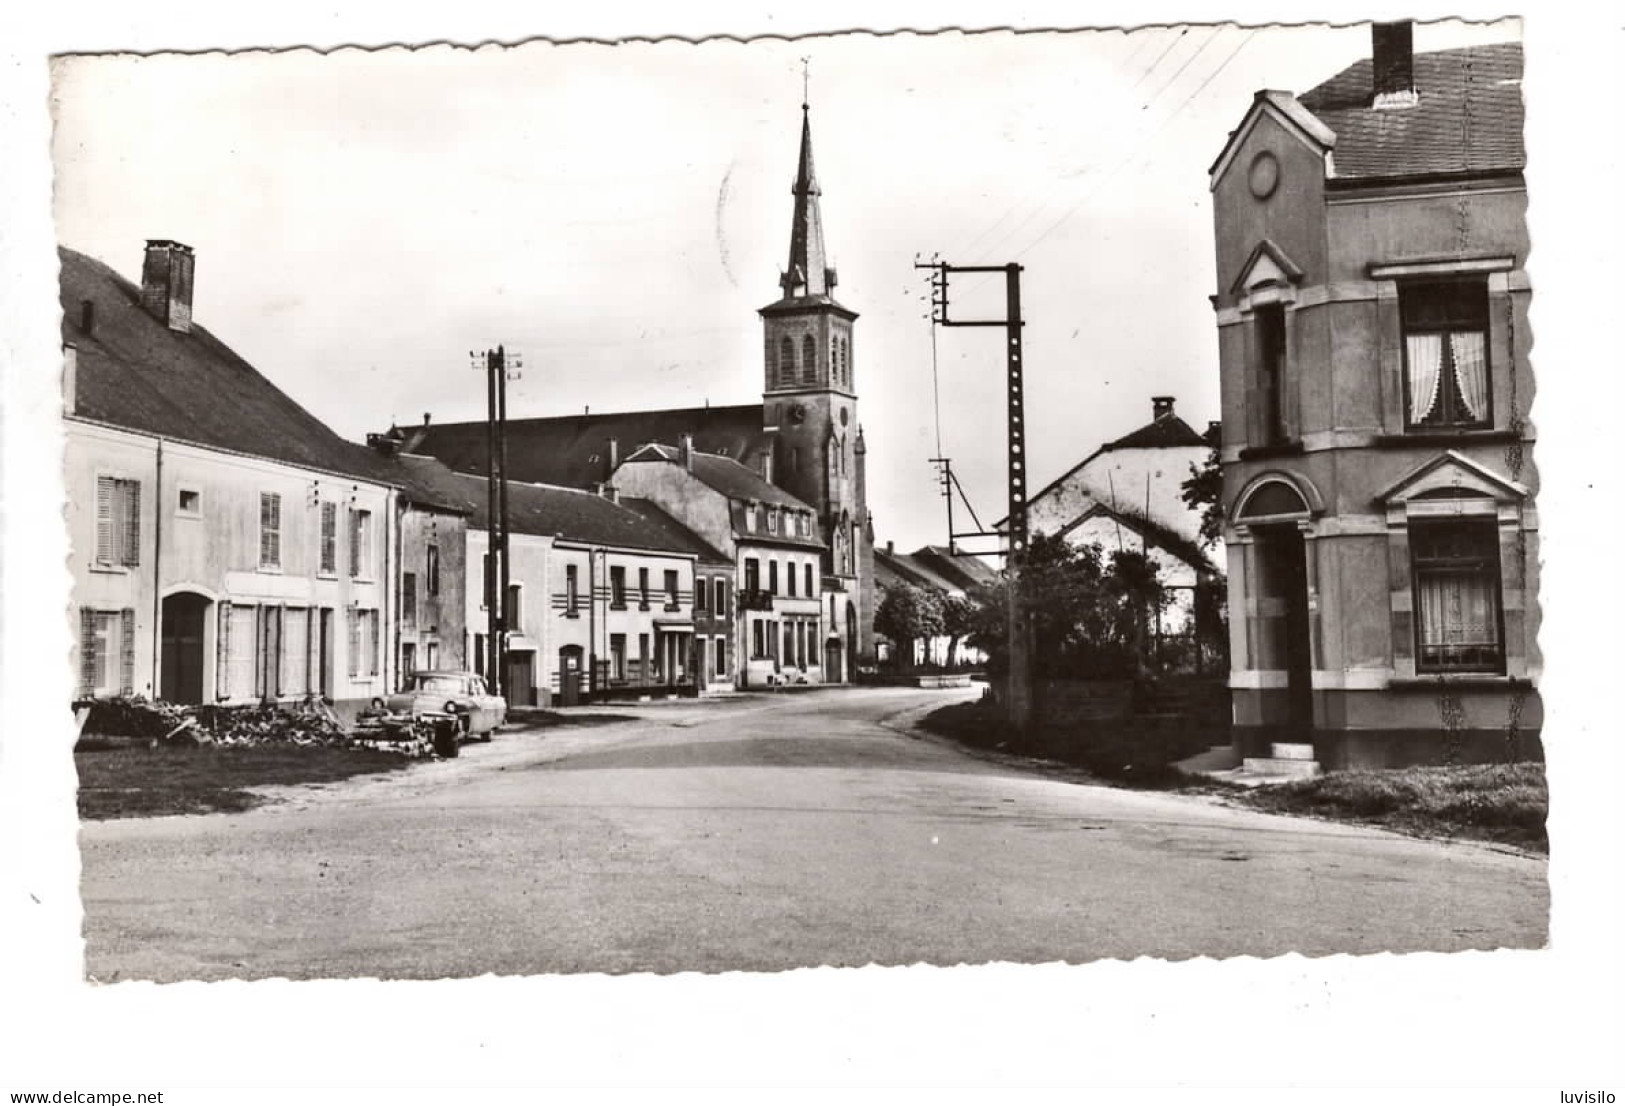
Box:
xmin=1180 ymin=443 xmax=1224 ymax=549
xmin=965 ymin=533 xmax=1167 ymax=679
xmin=940 ymin=593 xmax=977 ymax=667
xmin=874 ymin=583 xmax=945 ymax=667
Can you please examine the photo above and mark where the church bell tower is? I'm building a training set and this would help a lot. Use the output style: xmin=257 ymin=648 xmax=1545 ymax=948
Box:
xmin=759 ymin=97 xmax=873 ymax=655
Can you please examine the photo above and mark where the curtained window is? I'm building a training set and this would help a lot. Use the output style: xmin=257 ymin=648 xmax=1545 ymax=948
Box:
xmin=1401 ymin=281 xmax=1492 ymax=429
xmin=1411 ymin=519 xmax=1504 ymax=673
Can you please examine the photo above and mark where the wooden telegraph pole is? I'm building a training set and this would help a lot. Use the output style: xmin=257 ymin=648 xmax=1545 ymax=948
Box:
xmin=472 ymin=345 xmax=520 ymax=700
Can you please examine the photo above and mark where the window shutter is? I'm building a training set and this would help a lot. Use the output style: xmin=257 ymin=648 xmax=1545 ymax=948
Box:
xmin=349 ymin=511 xmax=361 ymax=577
xmin=320 ymin=502 xmax=337 ymax=574
xmin=119 ymin=607 xmax=136 ymax=695
xmin=347 ymin=610 xmax=360 ymax=679
xmin=79 ymin=607 xmax=97 ymax=697
xmin=369 ymin=610 xmax=381 ymax=675
xmin=217 ymin=601 xmax=232 ymax=699
xmin=95 ymin=476 xmax=114 ymax=564
xmin=122 ymin=480 xmax=142 ymax=566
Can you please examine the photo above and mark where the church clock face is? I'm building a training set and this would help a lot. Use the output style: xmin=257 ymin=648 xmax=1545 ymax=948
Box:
xmin=788 ymin=403 xmax=806 ymax=424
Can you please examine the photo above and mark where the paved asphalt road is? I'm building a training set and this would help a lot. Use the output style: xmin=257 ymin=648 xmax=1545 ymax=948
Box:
xmin=80 ymin=686 xmax=1548 ymax=981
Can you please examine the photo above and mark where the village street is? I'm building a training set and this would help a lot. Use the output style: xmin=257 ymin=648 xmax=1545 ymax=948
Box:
xmin=79 ymin=686 xmax=1548 ymax=981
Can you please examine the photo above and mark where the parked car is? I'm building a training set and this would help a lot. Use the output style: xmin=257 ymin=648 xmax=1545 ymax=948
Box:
xmin=380 ymin=671 xmax=506 ymax=740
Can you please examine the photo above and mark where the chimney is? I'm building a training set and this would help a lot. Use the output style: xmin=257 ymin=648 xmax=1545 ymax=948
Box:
xmin=62 ymin=344 xmax=77 ymax=415
xmin=679 ymin=434 xmax=694 ymax=471
xmin=401 ymin=412 xmax=432 ymax=453
xmin=1152 ymin=396 xmax=1176 ymax=420
xmin=607 ymin=437 xmax=620 ymax=476
xmin=1371 ymin=21 xmax=1417 ymax=109
xmin=760 ymin=447 xmax=775 ymax=485
xmin=600 ymin=483 xmax=620 ymax=505
xmin=140 ymin=240 xmax=196 ymax=332
xmin=886 ymin=540 xmax=895 ymax=557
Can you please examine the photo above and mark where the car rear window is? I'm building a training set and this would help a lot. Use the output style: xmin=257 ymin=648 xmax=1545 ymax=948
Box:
xmin=416 ymin=676 xmax=464 ymax=694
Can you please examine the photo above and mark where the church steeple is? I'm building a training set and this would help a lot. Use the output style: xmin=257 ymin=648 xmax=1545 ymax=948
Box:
xmin=779 ymin=104 xmax=836 ymax=301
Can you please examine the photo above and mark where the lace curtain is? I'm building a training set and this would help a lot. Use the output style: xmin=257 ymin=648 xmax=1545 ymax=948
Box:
xmin=1416 ymin=568 xmax=1499 ymax=649
xmin=1406 ymin=332 xmax=1443 ymax=422
xmin=1450 ymin=331 xmax=1489 ymax=421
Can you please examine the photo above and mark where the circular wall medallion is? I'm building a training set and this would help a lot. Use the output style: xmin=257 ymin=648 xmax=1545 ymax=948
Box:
xmin=1248 ymin=151 xmax=1280 ymax=200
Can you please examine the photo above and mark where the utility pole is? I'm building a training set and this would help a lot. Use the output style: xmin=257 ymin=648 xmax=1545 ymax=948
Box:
xmin=472 ymin=345 xmax=522 ymax=701
xmin=915 ymin=259 xmax=1034 ymax=731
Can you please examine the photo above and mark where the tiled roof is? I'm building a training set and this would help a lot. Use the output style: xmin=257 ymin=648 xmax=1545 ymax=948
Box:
xmin=620 ymin=498 xmax=733 ymax=565
xmin=451 ymin=473 xmax=695 ymax=555
xmin=1300 ymin=42 xmax=1524 ymax=181
xmin=60 ymin=246 xmax=398 ymax=485
xmin=378 ymin=453 xmax=477 ymax=514
xmin=910 ymin=545 xmax=1002 ymax=591
xmin=413 ymin=403 xmax=776 ymax=492
xmin=1106 ymin=413 xmax=1208 ymax=450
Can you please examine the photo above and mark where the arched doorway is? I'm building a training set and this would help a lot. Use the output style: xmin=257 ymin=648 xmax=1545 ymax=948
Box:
xmin=160 ymin=592 xmax=210 ymax=704
xmin=1233 ymin=474 xmax=1319 ymax=738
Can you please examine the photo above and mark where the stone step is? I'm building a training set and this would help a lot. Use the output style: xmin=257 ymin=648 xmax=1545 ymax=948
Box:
xmin=1242 ymin=756 xmax=1321 ymax=779
xmin=1270 ymin=742 xmax=1318 ymax=761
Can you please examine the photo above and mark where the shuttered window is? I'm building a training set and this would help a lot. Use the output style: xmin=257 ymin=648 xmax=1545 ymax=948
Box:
xmin=226 ymin=604 xmax=257 ymax=699
xmin=319 ymin=502 xmax=337 ymax=574
xmin=282 ymin=608 xmax=310 ymax=696
xmin=403 ymin=572 xmax=418 ymax=625
xmin=94 ymin=476 xmax=141 ymax=567
xmin=259 ymin=492 xmax=282 ymax=569
xmin=77 ymin=608 xmax=130 ymax=697
xmin=347 ymin=610 xmax=361 ymax=679
xmin=368 ymin=610 xmax=381 ymax=675
xmin=349 ymin=509 xmax=372 ymax=578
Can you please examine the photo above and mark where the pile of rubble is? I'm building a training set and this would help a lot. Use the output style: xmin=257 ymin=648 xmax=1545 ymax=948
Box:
xmin=73 ymin=695 xmax=452 ymax=759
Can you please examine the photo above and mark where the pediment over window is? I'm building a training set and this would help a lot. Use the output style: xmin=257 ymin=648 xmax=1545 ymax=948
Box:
xmin=1377 ymin=450 xmax=1529 ymax=506
xmin=1229 ymin=238 xmax=1305 ymax=297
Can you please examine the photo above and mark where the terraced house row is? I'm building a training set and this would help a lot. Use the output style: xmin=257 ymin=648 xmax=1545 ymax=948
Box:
xmin=62 ymin=240 xmax=859 ymax=717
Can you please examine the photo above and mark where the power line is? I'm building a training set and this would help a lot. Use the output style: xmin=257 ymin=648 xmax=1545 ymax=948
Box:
xmin=944 ymin=27 xmax=1190 ymax=264
xmin=1130 ymin=27 xmax=1189 ymax=90
xmin=1003 ymin=27 xmax=1258 ymax=265
xmin=1139 ymin=25 xmax=1224 ymax=111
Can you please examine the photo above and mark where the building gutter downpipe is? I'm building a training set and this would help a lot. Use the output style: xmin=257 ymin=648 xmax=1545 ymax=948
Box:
xmin=150 ymin=438 xmax=164 ymax=696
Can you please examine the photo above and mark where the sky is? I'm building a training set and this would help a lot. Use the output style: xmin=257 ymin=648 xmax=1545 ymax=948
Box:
xmin=51 ymin=20 xmax=1520 ymax=552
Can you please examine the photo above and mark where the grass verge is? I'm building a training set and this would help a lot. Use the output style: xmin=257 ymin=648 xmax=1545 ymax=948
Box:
xmin=77 ymin=745 xmax=413 ymax=820
xmin=919 ymin=701 xmax=1547 ymax=852
xmin=1237 ymin=762 xmax=1548 ymax=853
xmin=918 ymin=700 xmax=1225 ymax=791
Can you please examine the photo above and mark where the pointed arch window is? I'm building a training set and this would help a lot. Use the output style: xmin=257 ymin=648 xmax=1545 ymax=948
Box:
xmin=779 ymin=335 xmax=795 ymax=389
xmin=801 ymin=334 xmax=817 ymax=386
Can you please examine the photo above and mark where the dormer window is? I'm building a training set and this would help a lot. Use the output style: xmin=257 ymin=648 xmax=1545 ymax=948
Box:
xmin=767 ymin=508 xmax=779 ymax=533
xmin=744 ymin=503 xmax=758 ymax=532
